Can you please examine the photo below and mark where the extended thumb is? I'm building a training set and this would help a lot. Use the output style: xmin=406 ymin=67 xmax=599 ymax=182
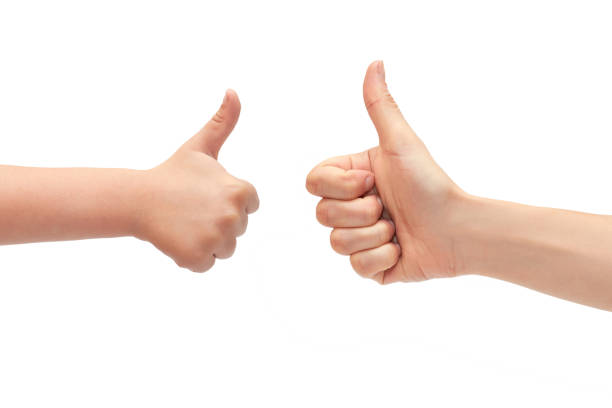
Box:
xmin=188 ymin=89 xmax=241 ymax=159
xmin=363 ymin=61 xmax=416 ymax=151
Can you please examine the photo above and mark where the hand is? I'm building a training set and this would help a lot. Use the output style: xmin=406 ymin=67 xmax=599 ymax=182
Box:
xmin=306 ymin=61 xmax=464 ymax=284
xmin=137 ymin=90 xmax=259 ymax=272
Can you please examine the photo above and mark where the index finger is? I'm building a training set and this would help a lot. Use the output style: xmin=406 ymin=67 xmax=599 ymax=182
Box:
xmin=306 ymin=166 xmax=374 ymax=200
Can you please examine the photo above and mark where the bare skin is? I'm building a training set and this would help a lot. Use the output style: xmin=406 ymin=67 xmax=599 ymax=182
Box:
xmin=306 ymin=61 xmax=612 ymax=311
xmin=0 ymin=89 xmax=259 ymax=272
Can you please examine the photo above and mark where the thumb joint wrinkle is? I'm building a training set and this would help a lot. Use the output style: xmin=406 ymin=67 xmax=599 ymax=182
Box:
xmin=364 ymin=91 xmax=397 ymax=111
xmin=364 ymin=94 xmax=385 ymax=110
xmin=211 ymin=112 xmax=225 ymax=125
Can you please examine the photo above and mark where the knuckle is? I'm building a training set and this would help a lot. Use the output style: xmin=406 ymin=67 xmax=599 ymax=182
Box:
xmin=190 ymin=264 xmax=209 ymax=273
xmin=171 ymin=238 xmax=215 ymax=272
xmin=175 ymin=244 xmax=198 ymax=266
xmin=249 ymin=186 xmax=260 ymax=209
xmin=239 ymin=179 xmax=255 ymax=194
xmin=250 ymin=195 xmax=260 ymax=213
xmin=236 ymin=215 xmax=249 ymax=236
xmin=190 ymin=253 xmax=215 ymax=273
xmin=225 ymin=238 xmax=237 ymax=257
xmin=232 ymin=180 xmax=258 ymax=209
xmin=227 ymin=181 xmax=249 ymax=204
xmin=241 ymin=213 xmax=250 ymax=234
xmin=218 ymin=209 xmax=242 ymax=229
xmin=175 ymin=252 xmax=202 ymax=271
xmin=215 ymin=238 xmax=237 ymax=259
xmin=194 ymin=257 xmax=215 ymax=273
xmin=175 ymin=257 xmax=190 ymax=269
xmin=229 ymin=237 xmax=237 ymax=250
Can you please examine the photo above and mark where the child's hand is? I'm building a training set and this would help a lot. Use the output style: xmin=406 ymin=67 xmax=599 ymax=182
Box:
xmin=306 ymin=62 xmax=464 ymax=284
xmin=137 ymin=90 xmax=259 ymax=272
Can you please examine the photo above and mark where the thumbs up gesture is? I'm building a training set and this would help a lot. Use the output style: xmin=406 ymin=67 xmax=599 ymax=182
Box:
xmin=138 ymin=90 xmax=259 ymax=272
xmin=306 ymin=62 xmax=464 ymax=284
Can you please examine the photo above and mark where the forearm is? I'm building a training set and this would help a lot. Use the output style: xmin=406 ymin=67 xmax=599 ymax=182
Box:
xmin=0 ymin=166 xmax=144 ymax=244
xmin=452 ymin=194 xmax=612 ymax=310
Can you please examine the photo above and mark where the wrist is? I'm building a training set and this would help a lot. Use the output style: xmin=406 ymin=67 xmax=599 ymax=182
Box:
xmin=117 ymin=169 xmax=152 ymax=240
xmin=445 ymin=193 xmax=545 ymax=278
xmin=445 ymin=192 xmax=502 ymax=277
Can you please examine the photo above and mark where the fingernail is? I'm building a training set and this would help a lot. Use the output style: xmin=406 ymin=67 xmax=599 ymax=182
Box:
xmin=365 ymin=175 xmax=374 ymax=189
xmin=376 ymin=195 xmax=383 ymax=206
xmin=377 ymin=60 xmax=385 ymax=80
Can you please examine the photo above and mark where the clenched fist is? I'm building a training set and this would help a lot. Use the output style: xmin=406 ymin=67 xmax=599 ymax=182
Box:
xmin=306 ymin=61 xmax=464 ymax=284
xmin=136 ymin=90 xmax=259 ymax=272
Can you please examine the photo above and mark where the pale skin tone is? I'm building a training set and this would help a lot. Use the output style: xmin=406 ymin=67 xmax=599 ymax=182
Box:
xmin=0 ymin=89 xmax=259 ymax=272
xmin=2 ymin=67 xmax=611 ymax=312
xmin=307 ymin=61 xmax=612 ymax=311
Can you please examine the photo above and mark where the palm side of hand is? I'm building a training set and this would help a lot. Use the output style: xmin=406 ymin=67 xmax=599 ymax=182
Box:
xmin=307 ymin=61 xmax=463 ymax=284
xmin=369 ymin=143 xmax=461 ymax=283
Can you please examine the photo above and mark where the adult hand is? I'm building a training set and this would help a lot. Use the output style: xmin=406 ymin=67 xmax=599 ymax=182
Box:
xmin=306 ymin=61 xmax=463 ymax=284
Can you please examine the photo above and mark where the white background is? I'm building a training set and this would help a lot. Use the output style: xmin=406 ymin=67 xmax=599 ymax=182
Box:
xmin=1 ymin=0 xmax=611 ymax=406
